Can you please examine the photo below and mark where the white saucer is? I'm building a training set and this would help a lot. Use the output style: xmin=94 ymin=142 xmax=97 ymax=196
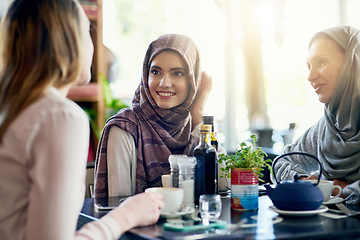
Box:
xmin=160 ymin=209 xmax=195 ymax=219
xmin=269 ymin=205 xmax=328 ymax=217
xmin=322 ymin=196 xmax=344 ymax=206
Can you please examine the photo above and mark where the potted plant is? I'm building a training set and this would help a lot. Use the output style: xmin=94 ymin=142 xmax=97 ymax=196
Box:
xmin=218 ymin=134 xmax=272 ymax=211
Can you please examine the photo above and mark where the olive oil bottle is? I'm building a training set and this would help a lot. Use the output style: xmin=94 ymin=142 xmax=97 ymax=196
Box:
xmin=203 ymin=115 xmax=218 ymax=151
xmin=194 ymin=124 xmax=217 ymax=205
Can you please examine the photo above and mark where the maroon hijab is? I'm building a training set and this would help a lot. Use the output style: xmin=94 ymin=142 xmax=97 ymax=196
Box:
xmin=94 ymin=34 xmax=201 ymax=197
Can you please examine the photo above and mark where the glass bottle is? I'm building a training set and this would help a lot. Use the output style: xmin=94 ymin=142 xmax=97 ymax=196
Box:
xmin=194 ymin=124 xmax=217 ymax=205
xmin=178 ymin=156 xmax=197 ymax=212
xmin=203 ymin=116 xmax=218 ymax=151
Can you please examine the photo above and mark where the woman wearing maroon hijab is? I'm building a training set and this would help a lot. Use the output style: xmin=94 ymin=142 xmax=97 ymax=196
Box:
xmin=95 ymin=34 xmax=212 ymax=197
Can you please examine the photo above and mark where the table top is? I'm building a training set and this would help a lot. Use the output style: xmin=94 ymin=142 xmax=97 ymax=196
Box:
xmin=79 ymin=194 xmax=360 ymax=240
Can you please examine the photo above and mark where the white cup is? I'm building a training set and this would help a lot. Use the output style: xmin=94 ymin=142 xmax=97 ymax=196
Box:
xmin=161 ymin=174 xmax=171 ymax=188
xmin=145 ymin=187 xmax=184 ymax=213
xmin=306 ymin=179 xmax=342 ymax=202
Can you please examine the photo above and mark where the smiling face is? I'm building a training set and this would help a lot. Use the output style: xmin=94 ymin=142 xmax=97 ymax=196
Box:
xmin=148 ymin=50 xmax=190 ymax=109
xmin=307 ymin=37 xmax=345 ymax=103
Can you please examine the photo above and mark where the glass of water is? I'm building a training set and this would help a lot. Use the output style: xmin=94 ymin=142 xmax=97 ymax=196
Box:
xmin=199 ymin=194 xmax=222 ymax=225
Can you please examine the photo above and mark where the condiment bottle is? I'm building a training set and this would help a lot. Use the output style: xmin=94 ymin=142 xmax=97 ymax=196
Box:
xmin=194 ymin=124 xmax=217 ymax=205
xmin=178 ymin=156 xmax=197 ymax=212
xmin=203 ymin=115 xmax=218 ymax=151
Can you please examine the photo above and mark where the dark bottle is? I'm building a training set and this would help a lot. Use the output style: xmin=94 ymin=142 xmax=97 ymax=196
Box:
xmin=203 ymin=115 xmax=218 ymax=151
xmin=194 ymin=124 xmax=217 ymax=205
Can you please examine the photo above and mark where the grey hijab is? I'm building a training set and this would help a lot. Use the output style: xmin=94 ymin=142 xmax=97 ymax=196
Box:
xmin=320 ymin=26 xmax=360 ymax=181
xmin=275 ymin=26 xmax=360 ymax=184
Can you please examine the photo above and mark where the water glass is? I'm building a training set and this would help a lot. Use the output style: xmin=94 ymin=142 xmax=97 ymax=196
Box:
xmin=199 ymin=194 xmax=222 ymax=225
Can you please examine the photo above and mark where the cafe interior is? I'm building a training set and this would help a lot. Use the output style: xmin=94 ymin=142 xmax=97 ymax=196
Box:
xmin=91 ymin=0 xmax=360 ymax=155
xmin=1 ymin=0 xmax=360 ymax=239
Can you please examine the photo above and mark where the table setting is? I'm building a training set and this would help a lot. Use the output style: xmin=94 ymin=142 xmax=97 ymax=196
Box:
xmin=264 ymin=152 xmax=360 ymax=220
xmin=79 ymin=150 xmax=360 ymax=239
xmin=147 ymin=151 xmax=360 ymax=239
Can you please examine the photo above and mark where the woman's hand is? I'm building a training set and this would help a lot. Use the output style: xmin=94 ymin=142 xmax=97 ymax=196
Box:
xmin=300 ymin=175 xmax=318 ymax=180
xmin=107 ymin=192 xmax=164 ymax=233
xmin=190 ymin=71 xmax=213 ymax=129
xmin=333 ymin=179 xmax=348 ymax=198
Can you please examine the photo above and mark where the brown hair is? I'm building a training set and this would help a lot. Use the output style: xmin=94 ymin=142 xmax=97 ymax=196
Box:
xmin=0 ymin=0 xmax=83 ymax=141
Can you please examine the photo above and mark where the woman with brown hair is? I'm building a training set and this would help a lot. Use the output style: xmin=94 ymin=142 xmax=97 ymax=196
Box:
xmin=0 ymin=0 xmax=163 ymax=239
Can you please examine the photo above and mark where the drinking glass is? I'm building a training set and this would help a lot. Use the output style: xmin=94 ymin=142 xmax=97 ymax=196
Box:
xmin=199 ymin=194 xmax=222 ymax=225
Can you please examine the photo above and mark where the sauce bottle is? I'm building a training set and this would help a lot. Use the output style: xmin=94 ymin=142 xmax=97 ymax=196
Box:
xmin=203 ymin=115 xmax=218 ymax=151
xmin=194 ymin=124 xmax=217 ymax=205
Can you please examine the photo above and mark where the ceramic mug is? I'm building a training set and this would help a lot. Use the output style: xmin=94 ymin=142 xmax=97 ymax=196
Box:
xmin=145 ymin=187 xmax=184 ymax=213
xmin=306 ymin=179 xmax=342 ymax=202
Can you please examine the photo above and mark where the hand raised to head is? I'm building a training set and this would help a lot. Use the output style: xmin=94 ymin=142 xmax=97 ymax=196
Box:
xmin=190 ymin=71 xmax=213 ymax=128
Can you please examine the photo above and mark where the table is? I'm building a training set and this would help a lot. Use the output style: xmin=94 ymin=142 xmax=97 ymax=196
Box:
xmin=78 ymin=195 xmax=360 ymax=239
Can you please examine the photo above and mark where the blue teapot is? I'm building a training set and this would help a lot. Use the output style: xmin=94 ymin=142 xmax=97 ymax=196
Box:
xmin=265 ymin=152 xmax=324 ymax=211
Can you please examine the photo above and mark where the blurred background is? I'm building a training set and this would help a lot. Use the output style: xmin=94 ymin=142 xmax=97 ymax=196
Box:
xmin=1 ymin=0 xmax=360 ymax=154
xmin=101 ymin=0 xmax=360 ymax=153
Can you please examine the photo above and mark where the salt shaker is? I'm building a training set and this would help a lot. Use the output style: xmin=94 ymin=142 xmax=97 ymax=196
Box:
xmin=178 ymin=156 xmax=197 ymax=212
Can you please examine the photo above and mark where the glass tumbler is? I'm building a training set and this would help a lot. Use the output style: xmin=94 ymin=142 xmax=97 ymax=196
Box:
xmin=199 ymin=194 xmax=222 ymax=225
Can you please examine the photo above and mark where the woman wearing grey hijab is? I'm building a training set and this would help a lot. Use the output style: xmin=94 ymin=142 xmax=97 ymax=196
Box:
xmin=274 ymin=26 xmax=360 ymax=202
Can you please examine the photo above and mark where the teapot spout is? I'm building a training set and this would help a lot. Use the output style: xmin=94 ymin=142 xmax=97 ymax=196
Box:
xmin=264 ymin=184 xmax=273 ymax=197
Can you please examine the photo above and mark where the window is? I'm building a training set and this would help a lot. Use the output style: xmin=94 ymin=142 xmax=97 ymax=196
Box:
xmin=103 ymin=0 xmax=360 ymax=152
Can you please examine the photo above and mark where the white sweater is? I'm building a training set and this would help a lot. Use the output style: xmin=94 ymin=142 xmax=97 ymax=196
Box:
xmin=0 ymin=88 xmax=121 ymax=240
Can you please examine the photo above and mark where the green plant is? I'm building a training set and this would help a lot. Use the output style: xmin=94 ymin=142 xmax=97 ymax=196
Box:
xmin=82 ymin=75 xmax=130 ymax=140
xmin=218 ymin=134 xmax=272 ymax=182
xmin=83 ymin=107 xmax=101 ymax=140
xmin=100 ymin=74 xmax=129 ymax=121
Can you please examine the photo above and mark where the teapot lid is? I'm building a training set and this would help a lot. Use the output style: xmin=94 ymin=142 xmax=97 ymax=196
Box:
xmin=280 ymin=174 xmax=315 ymax=186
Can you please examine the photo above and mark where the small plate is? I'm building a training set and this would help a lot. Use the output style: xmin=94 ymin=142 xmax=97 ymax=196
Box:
xmin=269 ymin=205 xmax=328 ymax=217
xmin=322 ymin=196 xmax=344 ymax=206
xmin=160 ymin=209 xmax=195 ymax=219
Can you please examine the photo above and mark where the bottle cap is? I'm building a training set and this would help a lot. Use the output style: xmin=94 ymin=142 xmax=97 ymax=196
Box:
xmin=169 ymin=154 xmax=187 ymax=169
xmin=203 ymin=116 xmax=214 ymax=125
xmin=178 ymin=156 xmax=197 ymax=170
